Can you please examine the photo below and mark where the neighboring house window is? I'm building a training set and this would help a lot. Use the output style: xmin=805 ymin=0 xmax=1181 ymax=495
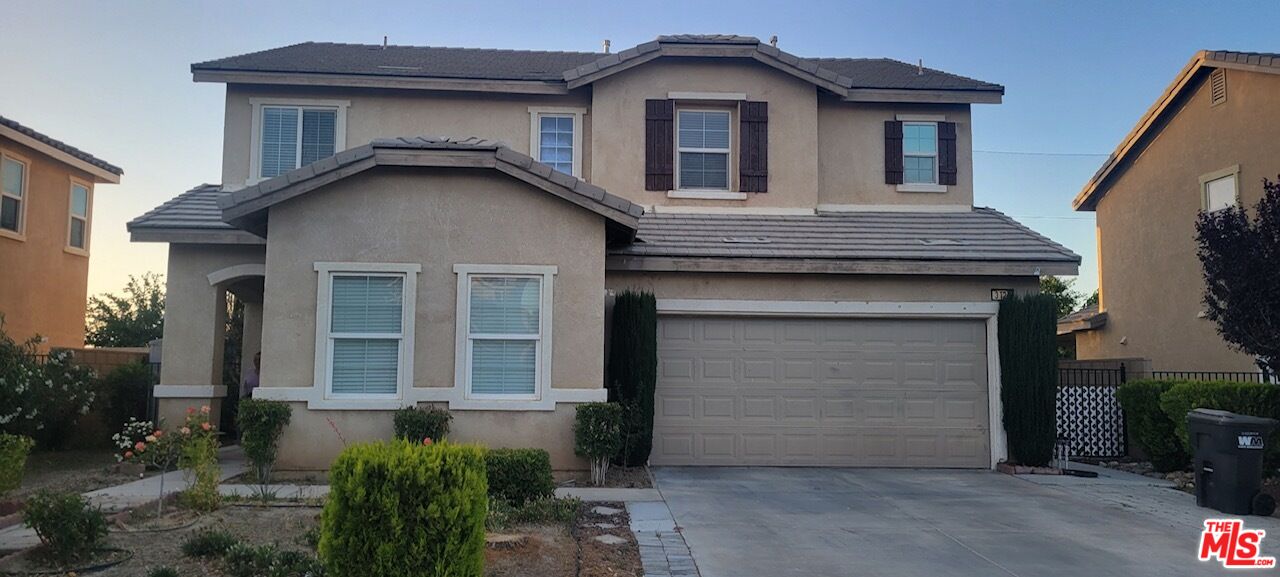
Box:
xmin=455 ymin=265 xmax=555 ymax=401
xmin=260 ymin=106 xmax=337 ymax=178
xmin=677 ymin=109 xmax=731 ymax=190
xmin=902 ymin=122 xmax=938 ymax=184
xmin=1 ymin=154 xmax=27 ymax=234
xmin=67 ymin=181 xmax=90 ymax=250
xmin=314 ymin=263 xmax=420 ymax=400
xmin=1203 ymin=173 xmax=1238 ymax=212
xmin=528 ymin=107 xmax=585 ymax=177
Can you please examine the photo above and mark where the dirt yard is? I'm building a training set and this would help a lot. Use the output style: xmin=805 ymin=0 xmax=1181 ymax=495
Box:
xmin=11 ymin=449 xmax=145 ymax=500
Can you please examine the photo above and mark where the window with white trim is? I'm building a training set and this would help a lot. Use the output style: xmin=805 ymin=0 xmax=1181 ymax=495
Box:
xmin=1 ymin=155 xmax=27 ymax=234
xmin=677 ymin=109 xmax=731 ymax=190
xmin=67 ymin=182 xmax=90 ymax=250
xmin=259 ymin=105 xmax=338 ymax=179
xmin=537 ymin=115 xmax=575 ymax=175
xmin=1204 ymin=173 xmax=1237 ymax=212
xmin=320 ymin=271 xmax=411 ymax=398
xmin=902 ymin=122 xmax=938 ymax=184
xmin=457 ymin=266 xmax=554 ymax=400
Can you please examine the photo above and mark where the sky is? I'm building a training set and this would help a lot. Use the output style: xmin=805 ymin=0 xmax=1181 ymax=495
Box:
xmin=2 ymin=0 xmax=1278 ymax=299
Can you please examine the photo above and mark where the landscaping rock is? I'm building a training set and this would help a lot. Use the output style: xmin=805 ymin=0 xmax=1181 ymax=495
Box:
xmin=591 ymin=505 xmax=623 ymax=516
xmin=592 ymin=534 xmax=628 ymax=545
xmin=485 ymin=533 xmax=528 ymax=549
xmin=589 ymin=522 xmax=617 ymax=529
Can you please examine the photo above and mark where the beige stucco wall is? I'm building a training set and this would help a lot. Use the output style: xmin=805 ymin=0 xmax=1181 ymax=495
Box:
xmin=817 ymin=98 xmax=973 ymax=208
xmin=589 ymin=59 xmax=820 ymax=209
xmin=259 ymin=166 xmax=606 ymax=469
xmin=606 ymin=271 xmax=1038 ymax=302
xmin=221 ymin=85 xmax=591 ymax=188
xmin=0 ymin=137 xmax=100 ymax=349
xmin=1078 ymin=69 xmax=1280 ymax=372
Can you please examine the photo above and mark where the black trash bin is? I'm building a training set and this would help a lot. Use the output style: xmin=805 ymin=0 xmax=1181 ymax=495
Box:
xmin=1187 ymin=408 xmax=1278 ymax=516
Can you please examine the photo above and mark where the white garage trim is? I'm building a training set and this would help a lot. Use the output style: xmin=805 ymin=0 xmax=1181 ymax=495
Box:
xmin=655 ymin=298 xmax=1006 ymax=469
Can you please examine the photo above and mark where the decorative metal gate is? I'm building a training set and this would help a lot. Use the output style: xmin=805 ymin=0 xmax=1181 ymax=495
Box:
xmin=1056 ymin=368 xmax=1127 ymax=458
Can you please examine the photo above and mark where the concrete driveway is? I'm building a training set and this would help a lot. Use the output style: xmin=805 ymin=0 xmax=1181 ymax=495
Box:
xmin=654 ymin=467 xmax=1280 ymax=577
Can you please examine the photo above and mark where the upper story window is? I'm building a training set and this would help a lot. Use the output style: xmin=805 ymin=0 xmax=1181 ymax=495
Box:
xmin=528 ymin=107 xmax=584 ymax=178
xmin=314 ymin=262 xmax=420 ymax=401
xmin=1201 ymin=167 xmax=1239 ymax=212
xmin=67 ymin=181 xmax=90 ymax=251
xmin=0 ymin=154 xmax=26 ymax=235
xmin=677 ymin=109 xmax=731 ymax=190
xmin=250 ymin=99 xmax=348 ymax=183
xmin=902 ymin=122 xmax=938 ymax=184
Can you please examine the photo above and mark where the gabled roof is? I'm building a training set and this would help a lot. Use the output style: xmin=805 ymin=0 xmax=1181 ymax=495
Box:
xmin=0 ymin=115 xmax=122 ymax=183
xmin=128 ymin=184 xmax=263 ymax=244
xmin=1075 ymin=50 xmax=1280 ymax=211
xmin=192 ymin=36 xmax=1002 ymax=103
xmin=218 ymin=136 xmax=642 ymax=239
xmin=607 ymin=208 xmax=1080 ymax=276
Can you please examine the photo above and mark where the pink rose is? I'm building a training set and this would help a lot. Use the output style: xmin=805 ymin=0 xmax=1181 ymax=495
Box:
xmin=200 ymin=405 xmax=211 ymax=415
xmin=134 ymin=441 xmax=146 ymax=452
xmin=153 ymin=430 xmax=163 ymax=437
xmin=187 ymin=407 xmax=196 ymax=415
xmin=423 ymin=437 xmax=433 ymax=445
xmin=180 ymin=427 xmax=191 ymax=435
xmin=201 ymin=422 xmax=212 ymax=431
xmin=124 ymin=451 xmax=134 ymax=459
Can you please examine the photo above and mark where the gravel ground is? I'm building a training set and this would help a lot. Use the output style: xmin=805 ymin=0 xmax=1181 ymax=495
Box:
xmin=11 ymin=450 xmax=146 ymax=501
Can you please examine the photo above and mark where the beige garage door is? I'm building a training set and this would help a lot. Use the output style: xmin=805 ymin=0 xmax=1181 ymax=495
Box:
xmin=651 ymin=316 xmax=990 ymax=468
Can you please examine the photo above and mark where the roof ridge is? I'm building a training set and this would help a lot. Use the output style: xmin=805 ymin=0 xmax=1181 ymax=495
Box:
xmin=305 ymin=41 xmax=604 ymax=57
xmin=0 ymin=115 xmax=123 ymax=175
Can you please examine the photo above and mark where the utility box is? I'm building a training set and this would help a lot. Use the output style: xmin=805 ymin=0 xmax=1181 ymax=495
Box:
xmin=1187 ymin=408 xmax=1278 ymax=516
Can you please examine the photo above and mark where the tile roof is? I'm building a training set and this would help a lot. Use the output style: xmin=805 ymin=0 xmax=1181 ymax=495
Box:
xmin=611 ymin=208 xmax=1080 ymax=263
xmin=191 ymin=37 xmax=1001 ymax=93
xmin=0 ymin=115 xmax=123 ymax=175
xmin=1057 ymin=303 xmax=1106 ymax=335
xmin=128 ymin=184 xmax=239 ymax=232
xmin=1203 ymin=50 xmax=1280 ymax=68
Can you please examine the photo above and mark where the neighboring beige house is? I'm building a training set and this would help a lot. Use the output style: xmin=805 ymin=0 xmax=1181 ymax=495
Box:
xmin=129 ymin=35 xmax=1078 ymax=470
xmin=1062 ymin=51 xmax=1280 ymax=373
xmin=0 ymin=116 xmax=122 ymax=348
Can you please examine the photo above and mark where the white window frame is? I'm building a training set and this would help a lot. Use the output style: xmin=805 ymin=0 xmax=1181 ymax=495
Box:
xmin=248 ymin=98 xmax=349 ymax=185
xmin=0 ymin=150 xmax=30 ymax=241
xmin=65 ymin=177 xmax=92 ymax=255
xmin=675 ymin=107 xmax=733 ymax=192
xmin=1199 ymin=165 xmax=1240 ymax=213
xmin=902 ymin=121 xmax=939 ymax=186
xmin=528 ymin=107 xmax=585 ymax=178
xmin=313 ymin=262 xmax=420 ymax=403
xmin=454 ymin=264 xmax=555 ymax=406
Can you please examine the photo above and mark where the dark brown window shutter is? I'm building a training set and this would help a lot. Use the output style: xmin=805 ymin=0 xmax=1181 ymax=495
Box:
xmin=884 ymin=120 xmax=903 ymax=185
xmin=938 ymin=121 xmax=958 ymax=186
xmin=645 ymin=99 xmax=674 ymax=191
xmin=738 ymin=101 xmax=768 ymax=192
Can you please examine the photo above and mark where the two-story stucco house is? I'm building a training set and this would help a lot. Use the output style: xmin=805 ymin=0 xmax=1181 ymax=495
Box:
xmin=1 ymin=116 xmax=122 ymax=348
xmin=1062 ymin=51 xmax=1280 ymax=374
xmin=128 ymin=35 xmax=1078 ymax=470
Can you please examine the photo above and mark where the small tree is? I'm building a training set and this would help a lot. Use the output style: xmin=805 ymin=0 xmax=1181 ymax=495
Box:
xmin=998 ymin=294 xmax=1058 ymax=466
xmin=1039 ymin=276 xmax=1083 ymax=318
xmin=85 ymin=272 xmax=165 ymax=347
xmin=1196 ymin=176 xmax=1280 ymax=376
xmin=237 ymin=399 xmax=292 ymax=496
xmin=574 ymin=403 xmax=623 ymax=486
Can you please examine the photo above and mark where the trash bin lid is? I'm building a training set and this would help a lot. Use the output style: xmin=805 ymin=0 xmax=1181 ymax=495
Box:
xmin=1187 ymin=408 xmax=1279 ymax=428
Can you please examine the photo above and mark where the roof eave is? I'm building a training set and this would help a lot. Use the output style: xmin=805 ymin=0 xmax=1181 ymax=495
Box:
xmin=0 ymin=124 xmax=122 ymax=183
xmin=605 ymin=255 xmax=1078 ymax=276
xmin=192 ymin=69 xmax=572 ymax=95
xmin=1056 ymin=311 xmax=1108 ymax=335
xmin=842 ymin=88 xmax=1003 ymax=104
xmin=127 ymin=227 xmax=265 ymax=245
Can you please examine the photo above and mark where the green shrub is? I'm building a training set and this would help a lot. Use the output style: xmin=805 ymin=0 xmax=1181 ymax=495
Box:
xmin=22 ymin=491 xmax=108 ymax=563
xmin=0 ymin=433 xmax=34 ymax=496
xmin=147 ymin=567 xmax=180 ymax=577
xmin=1116 ymin=380 xmax=1188 ymax=472
xmin=237 ymin=399 xmax=292 ymax=490
xmin=997 ymin=294 xmax=1058 ymax=466
xmin=320 ymin=440 xmax=486 ymax=577
xmin=0 ymin=327 xmax=97 ymax=449
xmin=393 ymin=405 xmax=452 ymax=443
xmin=181 ymin=529 xmax=239 ymax=558
xmin=100 ymin=360 xmax=155 ymax=431
xmin=1159 ymin=380 xmax=1280 ymax=469
xmin=179 ymin=409 xmax=221 ymax=512
xmin=575 ymin=403 xmax=624 ymax=486
xmin=607 ymin=290 xmax=657 ymax=466
xmin=225 ymin=543 xmax=324 ymax=577
xmin=485 ymin=448 xmax=554 ymax=506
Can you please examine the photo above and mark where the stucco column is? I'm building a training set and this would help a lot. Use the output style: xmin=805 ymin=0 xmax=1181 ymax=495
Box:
xmin=240 ymin=301 xmax=263 ymax=394
xmin=154 ymin=257 xmax=228 ymax=427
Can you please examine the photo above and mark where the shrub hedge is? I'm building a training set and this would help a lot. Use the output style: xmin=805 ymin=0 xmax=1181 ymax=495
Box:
xmin=1116 ymin=380 xmax=1188 ymax=472
xmin=320 ymin=440 xmax=486 ymax=577
xmin=607 ymin=290 xmax=657 ymax=466
xmin=1158 ymin=380 xmax=1280 ymax=469
xmin=485 ymin=448 xmax=554 ymax=506
xmin=393 ymin=406 xmax=452 ymax=443
xmin=997 ymin=294 xmax=1058 ymax=466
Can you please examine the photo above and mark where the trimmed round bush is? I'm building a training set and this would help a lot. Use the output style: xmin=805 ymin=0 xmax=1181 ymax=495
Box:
xmin=23 ymin=490 xmax=108 ymax=563
xmin=320 ymin=440 xmax=487 ymax=577
xmin=485 ymin=448 xmax=554 ymax=506
xmin=575 ymin=403 xmax=624 ymax=486
xmin=393 ymin=406 xmax=451 ymax=443
xmin=1116 ymin=380 xmax=1189 ymax=472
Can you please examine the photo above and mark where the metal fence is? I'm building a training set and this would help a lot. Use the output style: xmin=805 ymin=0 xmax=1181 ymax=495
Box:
xmin=1149 ymin=370 xmax=1273 ymax=383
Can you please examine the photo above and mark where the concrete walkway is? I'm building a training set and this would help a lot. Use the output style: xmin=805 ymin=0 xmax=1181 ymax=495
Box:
xmin=655 ymin=467 xmax=1280 ymax=577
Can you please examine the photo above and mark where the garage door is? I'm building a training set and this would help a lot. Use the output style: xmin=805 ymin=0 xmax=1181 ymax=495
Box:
xmin=651 ymin=316 xmax=990 ymax=468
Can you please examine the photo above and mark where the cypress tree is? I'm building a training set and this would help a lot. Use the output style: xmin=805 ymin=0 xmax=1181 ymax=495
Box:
xmin=998 ymin=293 xmax=1058 ymax=466
xmin=606 ymin=290 xmax=657 ymax=466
